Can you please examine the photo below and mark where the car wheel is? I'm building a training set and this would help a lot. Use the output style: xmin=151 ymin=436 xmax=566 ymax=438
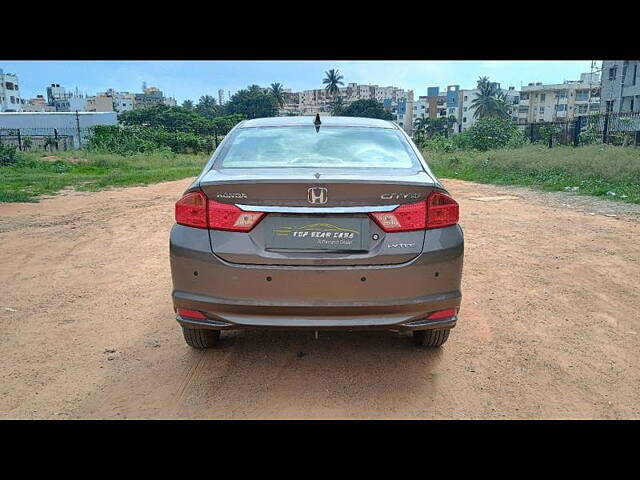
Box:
xmin=182 ymin=327 xmax=220 ymax=349
xmin=413 ymin=328 xmax=450 ymax=347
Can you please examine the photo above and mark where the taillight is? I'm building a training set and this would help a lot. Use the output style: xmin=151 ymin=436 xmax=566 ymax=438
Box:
xmin=175 ymin=192 xmax=265 ymax=232
xmin=370 ymin=201 xmax=426 ymax=232
xmin=426 ymin=192 xmax=459 ymax=230
xmin=175 ymin=191 xmax=208 ymax=229
xmin=177 ymin=308 xmax=206 ymax=320
xmin=207 ymin=200 xmax=264 ymax=232
xmin=369 ymin=191 xmax=458 ymax=233
xmin=427 ymin=308 xmax=457 ymax=320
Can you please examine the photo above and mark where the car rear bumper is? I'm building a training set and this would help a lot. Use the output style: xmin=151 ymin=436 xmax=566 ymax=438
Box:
xmin=174 ymin=290 xmax=459 ymax=331
xmin=176 ymin=313 xmax=457 ymax=331
xmin=170 ymin=223 xmax=463 ymax=331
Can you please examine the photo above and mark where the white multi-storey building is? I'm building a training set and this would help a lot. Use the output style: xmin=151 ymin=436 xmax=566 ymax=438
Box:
xmin=600 ymin=60 xmax=640 ymax=113
xmin=293 ymin=83 xmax=408 ymax=116
xmin=517 ymin=73 xmax=600 ymax=124
xmin=1 ymin=69 xmax=23 ymax=112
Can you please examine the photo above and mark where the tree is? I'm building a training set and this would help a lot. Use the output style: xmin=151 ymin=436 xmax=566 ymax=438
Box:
xmin=413 ymin=116 xmax=450 ymax=140
xmin=269 ymin=83 xmax=285 ymax=108
xmin=323 ymin=69 xmax=344 ymax=97
xmin=195 ymin=95 xmax=220 ymax=119
xmin=330 ymin=96 xmax=345 ymax=116
xmin=340 ymin=99 xmax=394 ymax=120
xmin=413 ymin=116 xmax=429 ymax=142
xmin=470 ymin=76 xmax=510 ymax=120
xmin=182 ymin=99 xmax=194 ymax=110
xmin=118 ymin=104 xmax=244 ymax=136
xmin=224 ymin=85 xmax=279 ymax=119
xmin=464 ymin=116 xmax=522 ymax=150
xmin=444 ymin=115 xmax=458 ymax=137
xmin=119 ymin=105 xmax=212 ymax=133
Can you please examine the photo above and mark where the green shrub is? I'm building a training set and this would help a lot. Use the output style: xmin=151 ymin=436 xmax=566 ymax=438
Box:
xmin=87 ymin=125 xmax=216 ymax=155
xmin=464 ymin=117 xmax=523 ymax=151
xmin=0 ymin=143 xmax=19 ymax=166
xmin=420 ymin=117 xmax=528 ymax=153
xmin=539 ymin=124 xmax=561 ymax=146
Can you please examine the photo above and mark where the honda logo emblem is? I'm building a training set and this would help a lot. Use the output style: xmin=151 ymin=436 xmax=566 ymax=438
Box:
xmin=307 ymin=187 xmax=328 ymax=204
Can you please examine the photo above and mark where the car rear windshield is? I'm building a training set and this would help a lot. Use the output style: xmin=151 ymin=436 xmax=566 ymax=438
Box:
xmin=216 ymin=126 xmax=419 ymax=169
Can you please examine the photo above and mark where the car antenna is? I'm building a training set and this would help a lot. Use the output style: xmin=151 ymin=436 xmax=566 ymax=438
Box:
xmin=314 ymin=113 xmax=321 ymax=132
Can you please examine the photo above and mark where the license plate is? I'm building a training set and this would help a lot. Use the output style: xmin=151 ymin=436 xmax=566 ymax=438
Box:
xmin=265 ymin=216 xmax=369 ymax=251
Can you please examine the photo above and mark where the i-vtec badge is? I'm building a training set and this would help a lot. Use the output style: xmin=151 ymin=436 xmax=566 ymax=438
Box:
xmin=380 ymin=193 xmax=422 ymax=200
xmin=216 ymin=192 xmax=247 ymax=199
xmin=387 ymin=243 xmax=415 ymax=249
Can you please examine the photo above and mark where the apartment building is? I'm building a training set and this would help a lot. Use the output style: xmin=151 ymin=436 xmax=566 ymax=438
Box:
xmin=279 ymin=89 xmax=300 ymax=116
xmin=517 ymin=73 xmax=600 ymax=124
xmin=293 ymin=83 xmax=408 ymax=116
xmin=1 ymin=69 xmax=23 ymax=112
xmin=44 ymin=84 xmax=89 ymax=112
xmin=86 ymin=93 xmax=115 ymax=112
xmin=600 ymin=60 xmax=640 ymax=113
xmin=23 ymin=95 xmax=56 ymax=112
xmin=134 ymin=85 xmax=176 ymax=109
xmin=393 ymin=90 xmax=415 ymax=134
xmin=98 ymin=89 xmax=136 ymax=113
xmin=458 ymin=84 xmax=519 ymax=131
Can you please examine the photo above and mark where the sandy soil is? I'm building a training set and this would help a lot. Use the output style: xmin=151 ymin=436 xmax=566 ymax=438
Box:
xmin=1 ymin=179 xmax=639 ymax=419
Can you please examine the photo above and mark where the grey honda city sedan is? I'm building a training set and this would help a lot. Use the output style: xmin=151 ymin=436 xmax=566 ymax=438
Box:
xmin=170 ymin=116 xmax=463 ymax=348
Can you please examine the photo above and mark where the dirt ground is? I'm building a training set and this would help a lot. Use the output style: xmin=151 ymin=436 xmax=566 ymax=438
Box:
xmin=1 ymin=178 xmax=639 ymax=419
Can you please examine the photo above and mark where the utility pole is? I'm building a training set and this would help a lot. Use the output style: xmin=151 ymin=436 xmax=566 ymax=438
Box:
xmin=75 ymin=110 xmax=81 ymax=149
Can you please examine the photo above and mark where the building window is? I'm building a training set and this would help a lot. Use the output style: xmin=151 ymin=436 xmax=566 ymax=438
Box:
xmin=605 ymin=100 xmax=614 ymax=112
xmin=575 ymin=91 xmax=589 ymax=101
xmin=540 ymin=93 xmax=546 ymax=102
xmin=633 ymin=64 xmax=638 ymax=86
xmin=555 ymin=104 xmax=566 ymax=112
xmin=630 ymin=98 xmax=635 ymax=112
xmin=518 ymin=106 xmax=529 ymax=113
xmin=539 ymin=107 xmax=545 ymax=115
xmin=521 ymin=93 xmax=529 ymax=100
xmin=608 ymin=67 xmax=617 ymax=81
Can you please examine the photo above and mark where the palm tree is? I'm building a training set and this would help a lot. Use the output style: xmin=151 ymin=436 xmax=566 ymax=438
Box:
xmin=470 ymin=76 xmax=509 ymax=119
xmin=269 ymin=83 xmax=285 ymax=108
xmin=445 ymin=115 xmax=458 ymax=136
xmin=413 ymin=116 xmax=429 ymax=141
xmin=323 ymin=69 xmax=344 ymax=97
xmin=330 ymin=95 xmax=345 ymax=116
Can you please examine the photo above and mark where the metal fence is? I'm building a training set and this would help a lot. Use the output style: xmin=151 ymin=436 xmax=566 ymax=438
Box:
xmin=520 ymin=111 xmax=640 ymax=147
xmin=0 ymin=127 xmax=94 ymax=151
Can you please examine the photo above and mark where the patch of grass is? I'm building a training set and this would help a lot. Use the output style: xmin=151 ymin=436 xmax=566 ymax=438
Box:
xmin=0 ymin=150 xmax=209 ymax=202
xmin=425 ymin=144 xmax=640 ymax=204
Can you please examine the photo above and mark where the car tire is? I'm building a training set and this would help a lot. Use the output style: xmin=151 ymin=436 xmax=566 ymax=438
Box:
xmin=182 ymin=327 xmax=220 ymax=349
xmin=413 ymin=328 xmax=450 ymax=347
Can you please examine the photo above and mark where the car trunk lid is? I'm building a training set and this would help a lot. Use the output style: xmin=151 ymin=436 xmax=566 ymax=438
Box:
xmin=200 ymin=168 xmax=439 ymax=266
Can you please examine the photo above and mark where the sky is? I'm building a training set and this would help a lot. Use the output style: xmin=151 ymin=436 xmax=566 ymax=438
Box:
xmin=0 ymin=61 xmax=596 ymax=104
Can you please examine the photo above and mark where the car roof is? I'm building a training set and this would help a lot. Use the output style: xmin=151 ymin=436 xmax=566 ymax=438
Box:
xmin=238 ymin=116 xmax=397 ymax=129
